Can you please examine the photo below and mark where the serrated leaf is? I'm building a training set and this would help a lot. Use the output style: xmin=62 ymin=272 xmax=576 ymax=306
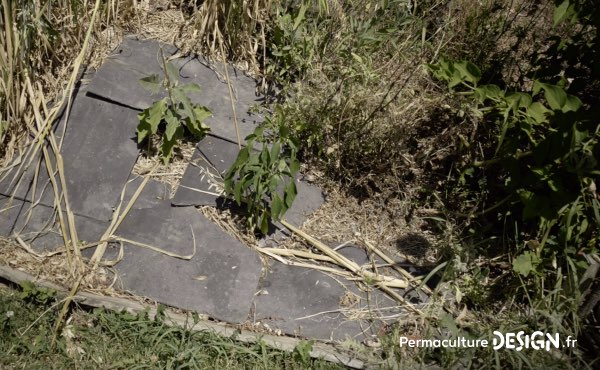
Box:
xmin=192 ymin=105 xmax=212 ymax=122
xmin=454 ymin=61 xmax=481 ymax=85
xmin=161 ymin=125 xmax=183 ymax=165
xmin=164 ymin=110 xmax=180 ymax=141
xmin=139 ymin=74 xmax=161 ymax=94
xmin=180 ymin=83 xmax=202 ymax=94
xmin=165 ymin=61 xmax=180 ymax=87
xmin=147 ymin=99 xmax=168 ymax=133
xmin=172 ymin=88 xmax=196 ymax=120
xmin=513 ymin=252 xmax=536 ymax=277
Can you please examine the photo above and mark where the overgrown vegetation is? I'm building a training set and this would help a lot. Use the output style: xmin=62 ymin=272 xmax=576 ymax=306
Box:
xmin=1 ymin=0 xmax=599 ymax=368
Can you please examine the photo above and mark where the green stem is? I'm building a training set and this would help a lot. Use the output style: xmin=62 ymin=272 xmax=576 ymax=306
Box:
xmin=160 ymin=48 xmax=175 ymax=107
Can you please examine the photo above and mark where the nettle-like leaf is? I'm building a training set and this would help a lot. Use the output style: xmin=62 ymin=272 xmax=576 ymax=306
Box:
xmin=136 ymin=98 xmax=167 ymax=143
xmin=161 ymin=109 xmax=184 ymax=164
xmin=165 ymin=61 xmax=180 ymax=87
xmin=139 ymin=74 xmax=161 ymax=94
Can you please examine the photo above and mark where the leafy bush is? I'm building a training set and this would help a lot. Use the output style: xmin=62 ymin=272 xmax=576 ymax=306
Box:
xmin=137 ymin=56 xmax=211 ymax=164
xmin=428 ymin=56 xmax=598 ymax=270
xmin=224 ymin=114 xmax=300 ymax=234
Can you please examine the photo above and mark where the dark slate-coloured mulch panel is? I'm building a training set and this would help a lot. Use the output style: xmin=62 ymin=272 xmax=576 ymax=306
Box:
xmin=0 ymin=80 xmax=140 ymax=222
xmin=119 ymin=175 xmax=172 ymax=210
xmin=172 ymin=135 xmax=240 ymax=207
xmin=86 ymin=37 xmax=176 ymax=110
xmin=0 ymin=151 xmax=56 ymax=208
xmin=87 ymin=36 xmax=263 ymax=143
xmin=0 ymin=196 xmax=108 ymax=253
xmin=252 ymin=246 xmax=431 ymax=342
xmin=282 ymin=179 xmax=325 ymax=227
xmin=58 ymin=94 xmax=140 ymax=221
xmin=252 ymin=262 xmax=374 ymax=342
xmin=112 ymin=200 xmax=263 ymax=324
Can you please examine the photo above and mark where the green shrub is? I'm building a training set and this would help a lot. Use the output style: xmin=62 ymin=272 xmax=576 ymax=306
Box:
xmin=224 ymin=114 xmax=300 ymax=234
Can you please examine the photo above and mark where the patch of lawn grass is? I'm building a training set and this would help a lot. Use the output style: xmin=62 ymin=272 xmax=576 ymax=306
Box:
xmin=0 ymin=284 xmax=345 ymax=369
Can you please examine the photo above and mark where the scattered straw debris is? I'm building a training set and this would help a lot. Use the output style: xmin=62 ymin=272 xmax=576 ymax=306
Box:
xmin=304 ymin=187 xmax=440 ymax=267
xmin=133 ymin=139 xmax=196 ymax=195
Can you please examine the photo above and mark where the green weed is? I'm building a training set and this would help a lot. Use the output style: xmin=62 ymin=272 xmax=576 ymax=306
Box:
xmin=224 ymin=114 xmax=300 ymax=234
xmin=137 ymin=53 xmax=212 ymax=164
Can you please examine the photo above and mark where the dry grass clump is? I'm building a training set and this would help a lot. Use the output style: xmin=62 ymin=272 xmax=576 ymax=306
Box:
xmin=303 ymin=188 xmax=440 ymax=267
xmin=0 ymin=237 xmax=114 ymax=292
xmin=133 ymin=138 xmax=196 ymax=195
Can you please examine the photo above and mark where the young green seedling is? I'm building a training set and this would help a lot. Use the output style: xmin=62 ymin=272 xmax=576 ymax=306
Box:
xmin=137 ymin=50 xmax=212 ymax=164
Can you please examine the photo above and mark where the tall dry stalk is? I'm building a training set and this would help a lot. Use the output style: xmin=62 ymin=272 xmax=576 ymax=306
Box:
xmin=191 ymin=0 xmax=275 ymax=73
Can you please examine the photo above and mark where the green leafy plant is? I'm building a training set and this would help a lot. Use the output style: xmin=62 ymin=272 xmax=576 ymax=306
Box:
xmin=19 ymin=280 xmax=56 ymax=305
xmin=136 ymin=53 xmax=212 ymax=164
xmin=224 ymin=118 xmax=300 ymax=234
xmin=428 ymin=57 xmax=598 ymax=279
xmin=267 ymin=2 xmax=314 ymax=84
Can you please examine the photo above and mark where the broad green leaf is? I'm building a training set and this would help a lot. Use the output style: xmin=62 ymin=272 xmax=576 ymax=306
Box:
xmin=193 ymin=105 xmax=212 ymax=122
xmin=139 ymin=74 xmax=161 ymax=94
xmin=172 ymin=88 xmax=196 ymax=120
xmin=136 ymin=120 xmax=151 ymax=143
xmin=513 ymin=252 xmax=537 ymax=277
xmin=534 ymin=81 xmax=567 ymax=110
xmin=161 ymin=125 xmax=183 ymax=165
xmin=562 ymin=94 xmax=582 ymax=113
xmin=147 ymin=99 xmax=168 ymax=133
xmin=448 ymin=71 xmax=463 ymax=89
xmin=165 ymin=61 xmax=180 ymax=86
xmin=271 ymin=194 xmax=283 ymax=220
xmin=506 ymin=92 xmax=532 ymax=110
xmin=527 ymin=102 xmax=551 ymax=124
xmin=233 ymin=177 xmax=244 ymax=205
xmin=454 ymin=61 xmax=481 ymax=85
xmin=474 ymin=84 xmax=502 ymax=102
xmin=289 ymin=156 xmax=300 ymax=174
xmin=259 ymin=211 xmax=269 ymax=234
xmin=180 ymin=83 xmax=202 ymax=94
xmin=553 ymin=0 xmax=570 ymax=26
xmin=284 ymin=180 xmax=297 ymax=208
xmin=270 ymin=142 xmax=281 ymax=162
xmin=164 ymin=110 xmax=180 ymax=141
xmin=260 ymin=147 xmax=271 ymax=166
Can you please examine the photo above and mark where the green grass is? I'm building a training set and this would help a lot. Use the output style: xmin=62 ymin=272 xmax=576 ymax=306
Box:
xmin=0 ymin=284 xmax=345 ymax=369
